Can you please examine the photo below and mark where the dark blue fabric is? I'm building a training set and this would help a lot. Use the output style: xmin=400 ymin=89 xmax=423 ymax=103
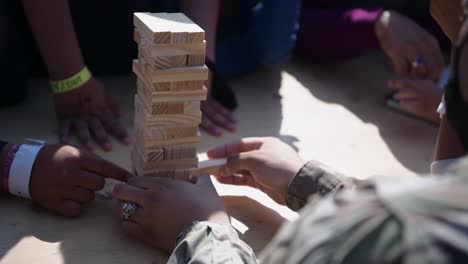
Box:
xmin=216 ymin=0 xmax=302 ymax=79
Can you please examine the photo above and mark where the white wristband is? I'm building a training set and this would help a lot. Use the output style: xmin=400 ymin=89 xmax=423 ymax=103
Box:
xmin=9 ymin=139 xmax=46 ymax=199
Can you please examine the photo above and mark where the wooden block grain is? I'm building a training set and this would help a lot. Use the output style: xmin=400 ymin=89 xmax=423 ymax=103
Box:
xmin=133 ymin=141 xmax=197 ymax=161
xmin=133 ymin=59 xmax=208 ymax=83
xmin=138 ymin=169 xmax=192 ymax=180
xmin=187 ymin=54 xmax=205 ymax=67
xmin=134 ymin=13 xmax=205 ymax=44
xmin=134 ymin=118 xmax=200 ymax=143
xmin=143 ymin=53 xmax=187 ymax=70
xmin=135 ymin=28 xmax=206 ymax=58
xmin=145 ymin=146 xmax=197 ymax=162
xmin=135 ymin=129 xmax=201 ymax=149
xmin=136 ymin=77 xmax=207 ymax=103
xmin=191 ymin=158 xmax=227 ymax=176
xmin=132 ymin=148 xmax=198 ymax=171
xmin=135 ymin=95 xmax=202 ymax=126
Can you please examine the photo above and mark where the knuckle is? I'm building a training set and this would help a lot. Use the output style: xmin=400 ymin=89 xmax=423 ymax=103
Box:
xmin=112 ymin=183 xmax=126 ymax=197
xmin=95 ymin=177 xmax=106 ymax=190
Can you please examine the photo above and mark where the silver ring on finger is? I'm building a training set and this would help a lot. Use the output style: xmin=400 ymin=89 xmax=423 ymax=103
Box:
xmin=122 ymin=202 xmax=138 ymax=220
xmin=411 ymin=57 xmax=423 ymax=68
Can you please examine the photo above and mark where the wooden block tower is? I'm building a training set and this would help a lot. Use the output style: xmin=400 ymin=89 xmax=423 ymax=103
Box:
xmin=132 ymin=12 xmax=208 ymax=179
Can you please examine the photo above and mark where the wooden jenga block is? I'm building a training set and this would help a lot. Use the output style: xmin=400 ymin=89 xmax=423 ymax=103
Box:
xmin=134 ymin=141 xmax=197 ymax=161
xmin=136 ymin=168 xmax=192 ymax=180
xmin=183 ymin=81 xmax=205 ymax=91
xmin=133 ymin=59 xmax=208 ymax=83
xmin=132 ymin=148 xmax=198 ymax=172
xmin=134 ymin=13 xmax=205 ymax=44
xmin=133 ymin=142 xmax=197 ymax=161
xmin=187 ymin=54 xmax=205 ymax=67
xmin=135 ymin=128 xmax=201 ymax=149
xmin=145 ymin=125 xmax=199 ymax=140
xmin=135 ymin=119 xmax=199 ymax=143
xmin=145 ymin=146 xmax=197 ymax=162
xmin=135 ymin=28 xmax=206 ymax=57
xmin=140 ymin=52 xmax=187 ymax=70
xmin=135 ymin=95 xmax=202 ymax=126
xmin=136 ymin=78 xmax=207 ymax=103
xmin=152 ymin=82 xmax=172 ymax=92
xmin=191 ymin=158 xmax=227 ymax=176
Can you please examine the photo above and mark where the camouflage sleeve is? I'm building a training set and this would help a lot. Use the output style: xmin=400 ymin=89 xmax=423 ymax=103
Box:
xmin=167 ymin=221 xmax=257 ymax=264
xmin=261 ymin=160 xmax=468 ymax=263
xmin=285 ymin=160 xmax=361 ymax=211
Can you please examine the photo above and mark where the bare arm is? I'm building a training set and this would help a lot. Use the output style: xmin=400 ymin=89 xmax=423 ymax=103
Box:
xmin=0 ymin=142 xmax=12 ymax=193
xmin=434 ymin=116 xmax=467 ymax=160
xmin=20 ymin=0 xmax=85 ymax=81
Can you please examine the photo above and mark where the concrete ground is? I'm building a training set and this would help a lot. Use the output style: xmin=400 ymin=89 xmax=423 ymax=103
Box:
xmin=0 ymin=53 xmax=438 ymax=263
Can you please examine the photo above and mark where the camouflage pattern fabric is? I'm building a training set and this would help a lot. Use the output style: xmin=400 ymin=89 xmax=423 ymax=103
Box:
xmin=168 ymin=159 xmax=468 ymax=263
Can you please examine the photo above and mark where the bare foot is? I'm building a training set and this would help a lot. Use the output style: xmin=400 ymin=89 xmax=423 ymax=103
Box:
xmin=388 ymin=79 xmax=443 ymax=124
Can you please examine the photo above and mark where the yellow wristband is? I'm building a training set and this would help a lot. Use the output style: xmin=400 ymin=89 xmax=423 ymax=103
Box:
xmin=50 ymin=66 xmax=92 ymax=94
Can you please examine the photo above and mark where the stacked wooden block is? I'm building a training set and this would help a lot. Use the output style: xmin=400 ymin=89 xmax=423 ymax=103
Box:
xmin=132 ymin=12 xmax=208 ymax=179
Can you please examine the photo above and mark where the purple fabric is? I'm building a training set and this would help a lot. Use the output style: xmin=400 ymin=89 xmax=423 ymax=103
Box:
xmin=295 ymin=4 xmax=383 ymax=61
xmin=295 ymin=2 xmax=450 ymax=62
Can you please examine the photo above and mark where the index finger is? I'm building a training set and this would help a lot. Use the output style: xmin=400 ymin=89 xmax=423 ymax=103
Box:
xmin=207 ymin=137 xmax=266 ymax=158
xmin=80 ymin=152 xmax=133 ymax=182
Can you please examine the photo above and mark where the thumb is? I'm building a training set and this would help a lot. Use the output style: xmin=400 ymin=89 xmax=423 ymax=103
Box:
xmin=223 ymin=152 xmax=258 ymax=177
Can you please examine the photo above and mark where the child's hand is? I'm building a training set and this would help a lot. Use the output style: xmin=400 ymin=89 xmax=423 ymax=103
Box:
xmin=112 ymin=175 xmax=229 ymax=252
xmin=30 ymin=144 xmax=132 ymax=217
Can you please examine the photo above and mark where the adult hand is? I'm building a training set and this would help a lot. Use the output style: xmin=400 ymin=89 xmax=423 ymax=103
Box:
xmin=388 ymin=79 xmax=442 ymax=124
xmin=201 ymin=97 xmax=237 ymax=137
xmin=207 ymin=137 xmax=305 ymax=205
xmin=30 ymin=144 xmax=132 ymax=217
xmin=54 ymin=77 xmax=130 ymax=152
xmin=376 ymin=10 xmax=444 ymax=81
xmin=200 ymin=70 xmax=237 ymax=137
xmin=112 ymin=175 xmax=229 ymax=252
xmin=430 ymin=0 xmax=464 ymax=42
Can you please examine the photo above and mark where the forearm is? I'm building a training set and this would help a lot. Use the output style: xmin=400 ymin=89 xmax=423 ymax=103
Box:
xmin=0 ymin=142 xmax=12 ymax=193
xmin=286 ymin=161 xmax=362 ymax=211
xmin=168 ymin=221 xmax=256 ymax=264
xmin=178 ymin=0 xmax=219 ymax=62
xmin=434 ymin=116 xmax=467 ymax=161
xmin=20 ymin=0 xmax=85 ymax=80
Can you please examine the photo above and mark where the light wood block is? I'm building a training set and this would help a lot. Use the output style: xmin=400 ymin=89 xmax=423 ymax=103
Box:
xmin=132 ymin=148 xmax=198 ymax=172
xmin=145 ymin=125 xmax=199 ymax=140
xmin=135 ymin=118 xmax=200 ymax=143
xmin=133 ymin=137 xmax=198 ymax=161
xmin=135 ymin=28 xmax=206 ymax=57
xmin=187 ymin=54 xmax=205 ymax=67
xmin=133 ymin=142 xmax=197 ymax=162
xmin=134 ymin=13 xmax=205 ymax=44
xmin=136 ymin=168 xmax=192 ymax=180
xmin=146 ymin=146 xmax=197 ymax=162
xmin=134 ymin=60 xmax=206 ymax=94
xmin=135 ymin=129 xmax=201 ymax=149
xmin=136 ymin=85 xmax=201 ymax=115
xmin=171 ymin=81 xmax=205 ymax=92
xmin=135 ymin=94 xmax=202 ymax=126
xmin=139 ymin=52 xmax=187 ymax=70
xmin=191 ymin=158 xmax=227 ymax=176
xmin=136 ymin=77 xmax=207 ymax=103
xmin=133 ymin=59 xmax=208 ymax=83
